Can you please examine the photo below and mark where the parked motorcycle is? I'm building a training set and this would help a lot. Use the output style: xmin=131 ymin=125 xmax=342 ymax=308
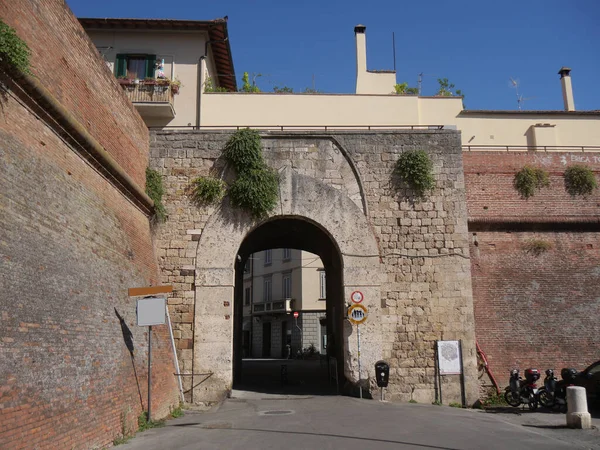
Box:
xmin=536 ymin=367 xmax=578 ymax=412
xmin=537 ymin=369 xmax=558 ymax=408
xmin=504 ymin=368 xmax=540 ymax=410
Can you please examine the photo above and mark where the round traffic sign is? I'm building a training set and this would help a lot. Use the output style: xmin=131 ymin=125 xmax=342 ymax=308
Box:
xmin=293 ymin=311 xmax=299 ymax=319
xmin=347 ymin=304 xmax=368 ymax=325
xmin=350 ymin=290 xmax=364 ymax=304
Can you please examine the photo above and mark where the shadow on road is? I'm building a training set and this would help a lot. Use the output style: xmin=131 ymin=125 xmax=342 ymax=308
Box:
xmin=234 ymin=358 xmax=338 ymax=396
xmin=200 ymin=427 xmax=462 ymax=450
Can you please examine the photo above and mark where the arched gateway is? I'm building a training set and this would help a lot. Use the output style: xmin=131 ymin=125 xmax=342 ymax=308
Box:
xmin=152 ymin=130 xmax=479 ymax=405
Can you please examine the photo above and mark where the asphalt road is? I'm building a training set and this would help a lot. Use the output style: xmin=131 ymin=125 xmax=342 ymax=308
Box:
xmin=117 ymin=394 xmax=600 ymax=450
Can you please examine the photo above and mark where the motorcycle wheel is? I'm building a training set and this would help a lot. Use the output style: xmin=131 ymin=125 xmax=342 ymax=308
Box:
xmin=528 ymin=395 xmax=538 ymax=411
xmin=504 ymin=388 xmax=521 ymax=407
xmin=537 ymin=388 xmax=554 ymax=408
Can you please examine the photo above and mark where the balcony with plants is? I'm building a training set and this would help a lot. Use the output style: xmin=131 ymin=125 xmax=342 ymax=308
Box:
xmin=115 ymin=54 xmax=181 ymax=119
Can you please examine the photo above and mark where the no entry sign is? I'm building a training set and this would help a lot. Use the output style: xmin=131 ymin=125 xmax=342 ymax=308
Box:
xmin=350 ymin=291 xmax=364 ymax=304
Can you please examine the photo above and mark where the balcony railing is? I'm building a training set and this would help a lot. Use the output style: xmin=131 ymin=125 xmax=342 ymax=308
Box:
xmin=252 ymin=299 xmax=293 ymax=315
xmin=119 ymin=80 xmax=175 ymax=119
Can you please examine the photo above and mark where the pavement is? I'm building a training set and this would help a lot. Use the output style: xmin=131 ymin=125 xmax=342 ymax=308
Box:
xmin=116 ymin=360 xmax=599 ymax=449
xmin=117 ymin=394 xmax=600 ymax=450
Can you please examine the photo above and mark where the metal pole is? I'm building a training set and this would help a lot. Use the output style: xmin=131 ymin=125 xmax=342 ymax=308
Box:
xmin=148 ymin=325 xmax=152 ymax=422
xmin=165 ymin=304 xmax=185 ymax=403
xmin=459 ymin=339 xmax=466 ymax=408
xmin=295 ymin=316 xmax=302 ymax=354
xmin=357 ymin=324 xmax=362 ymax=399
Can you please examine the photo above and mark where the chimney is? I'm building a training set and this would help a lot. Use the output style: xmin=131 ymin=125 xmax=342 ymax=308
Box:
xmin=558 ymin=67 xmax=575 ymax=111
xmin=355 ymin=24 xmax=367 ymax=75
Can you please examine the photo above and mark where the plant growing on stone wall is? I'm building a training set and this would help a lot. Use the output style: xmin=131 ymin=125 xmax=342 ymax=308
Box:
xmin=224 ymin=128 xmax=279 ymax=218
xmin=563 ymin=164 xmax=597 ymax=197
xmin=192 ymin=176 xmax=226 ymax=204
xmin=0 ymin=20 xmax=31 ymax=75
xmin=522 ymin=239 xmax=552 ymax=256
xmin=145 ymin=167 xmax=167 ymax=222
xmin=228 ymin=166 xmax=279 ymax=218
xmin=394 ymin=149 xmax=435 ymax=198
xmin=513 ymin=166 xmax=550 ymax=199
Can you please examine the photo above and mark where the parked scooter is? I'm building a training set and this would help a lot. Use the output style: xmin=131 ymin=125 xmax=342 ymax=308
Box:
xmin=504 ymin=368 xmax=540 ymax=410
xmin=536 ymin=367 xmax=578 ymax=412
xmin=537 ymin=369 xmax=558 ymax=408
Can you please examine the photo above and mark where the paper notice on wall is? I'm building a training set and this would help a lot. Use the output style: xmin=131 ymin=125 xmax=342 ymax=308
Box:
xmin=437 ymin=340 xmax=462 ymax=375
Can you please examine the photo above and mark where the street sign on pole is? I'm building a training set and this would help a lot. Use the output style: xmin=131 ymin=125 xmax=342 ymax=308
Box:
xmin=293 ymin=311 xmax=299 ymax=319
xmin=347 ymin=304 xmax=368 ymax=325
xmin=135 ymin=296 xmax=167 ymax=423
xmin=350 ymin=290 xmax=364 ymax=304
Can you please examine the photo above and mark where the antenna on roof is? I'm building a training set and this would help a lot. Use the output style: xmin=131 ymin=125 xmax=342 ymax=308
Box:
xmin=509 ymin=77 xmax=535 ymax=110
xmin=392 ymin=32 xmax=396 ymax=72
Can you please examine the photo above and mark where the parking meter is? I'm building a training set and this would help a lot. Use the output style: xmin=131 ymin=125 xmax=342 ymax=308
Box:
xmin=375 ymin=360 xmax=390 ymax=387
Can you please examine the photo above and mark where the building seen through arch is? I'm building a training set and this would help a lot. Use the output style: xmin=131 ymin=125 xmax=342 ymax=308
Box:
xmin=242 ymin=249 xmax=327 ymax=360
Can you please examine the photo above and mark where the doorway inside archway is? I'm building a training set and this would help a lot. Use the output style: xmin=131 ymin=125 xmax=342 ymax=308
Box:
xmin=233 ymin=217 xmax=345 ymax=395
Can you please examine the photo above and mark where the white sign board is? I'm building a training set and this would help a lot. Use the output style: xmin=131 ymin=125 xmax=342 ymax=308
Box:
xmin=437 ymin=340 xmax=462 ymax=375
xmin=137 ymin=297 xmax=166 ymax=326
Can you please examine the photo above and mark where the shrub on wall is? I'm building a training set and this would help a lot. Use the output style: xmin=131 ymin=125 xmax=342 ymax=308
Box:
xmin=228 ymin=167 xmax=279 ymax=218
xmin=192 ymin=177 xmax=226 ymax=204
xmin=0 ymin=20 xmax=31 ymax=74
xmin=563 ymin=165 xmax=597 ymax=197
xmin=513 ymin=166 xmax=550 ymax=199
xmin=522 ymin=239 xmax=552 ymax=256
xmin=394 ymin=149 xmax=435 ymax=198
xmin=145 ymin=167 xmax=167 ymax=222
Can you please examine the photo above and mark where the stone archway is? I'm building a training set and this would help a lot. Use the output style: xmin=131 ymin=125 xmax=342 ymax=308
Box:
xmin=193 ymin=166 xmax=382 ymax=403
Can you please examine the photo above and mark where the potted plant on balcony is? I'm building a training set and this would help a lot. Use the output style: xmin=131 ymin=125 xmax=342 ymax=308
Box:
xmin=170 ymin=78 xmax=182 ymax=94
xmin=117 ymin=76 xmax=133 ymax=86
xmin=143 ymin=77 xmax=157 ymax=86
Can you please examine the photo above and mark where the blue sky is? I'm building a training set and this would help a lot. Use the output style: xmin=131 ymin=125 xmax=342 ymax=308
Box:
xmin=67 ymin=0 xmax=599 ymax=111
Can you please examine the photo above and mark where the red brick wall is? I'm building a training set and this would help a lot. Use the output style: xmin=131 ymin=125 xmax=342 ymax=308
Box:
xmin=464 ymin=152 xmax=600 ymax=386
xmin=0 ymin=79 xmax=179 ymax=450
xmin=0 ymin=2 xmax=179 ymax=448
xmin=464 ymin=151 xmax=600 ymax=221
xmin=0 ymin=0 xmax=149 ymax=187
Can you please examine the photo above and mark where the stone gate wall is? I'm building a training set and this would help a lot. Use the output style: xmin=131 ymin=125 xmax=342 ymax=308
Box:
xmin=150 ymin=129 xmax=479 ymax=404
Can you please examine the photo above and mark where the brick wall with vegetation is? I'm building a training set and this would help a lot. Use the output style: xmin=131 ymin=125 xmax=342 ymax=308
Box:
xmin=0 ymin=0 xmax=149 ymax=187
xmin=464 ymin=151 xmax=600 ymax=384
xmin=0 ymin=1 xmax=179 ymax=448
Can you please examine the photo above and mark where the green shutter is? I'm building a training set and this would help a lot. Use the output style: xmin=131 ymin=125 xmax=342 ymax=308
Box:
xmin=115 ymin=54 xmax=127 ymax=77
xmin=145 ymin=54 xmax=156 ymax=78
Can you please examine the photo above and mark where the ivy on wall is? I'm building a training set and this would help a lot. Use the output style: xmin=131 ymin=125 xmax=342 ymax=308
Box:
xmin=0 ymin=20 xmax=31 ymax=74
xmin=146 ymin=167 xmax=167 ymax=223
xmin=191 ymin=129 xmax=279 ymax=218
xmin=394 ymin=149 xmax=435 ymax=199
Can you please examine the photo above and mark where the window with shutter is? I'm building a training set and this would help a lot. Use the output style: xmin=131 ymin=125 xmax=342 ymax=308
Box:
xmin=145 ymin=54 xmax=157 ymax=78
xmin=115 ymin=54 xmax=127 ymax=77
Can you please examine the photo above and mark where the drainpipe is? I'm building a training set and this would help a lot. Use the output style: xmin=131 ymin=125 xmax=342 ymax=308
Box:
xmin=196 ymin=37 xmax=229 ymax=129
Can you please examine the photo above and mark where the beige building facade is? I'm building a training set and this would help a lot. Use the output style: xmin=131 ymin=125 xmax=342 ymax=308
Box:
xmin=242 ymin=249 xmax=327 ymax=359
xmin=80 ymin=18 xmax=236 ymax=128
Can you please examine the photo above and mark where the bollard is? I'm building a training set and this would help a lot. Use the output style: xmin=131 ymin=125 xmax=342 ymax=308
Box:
xmin=566 ymin=386 xmax=592 ymax=429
